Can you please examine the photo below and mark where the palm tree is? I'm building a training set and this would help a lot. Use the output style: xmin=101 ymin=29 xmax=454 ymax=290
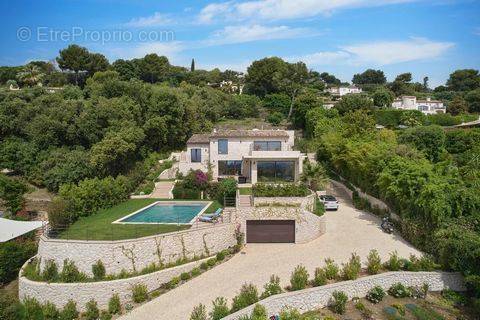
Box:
xmin=301 ymin=161 xmax=328 ymax=191
xmin=16 ymin=63 xmax=44 ymax=87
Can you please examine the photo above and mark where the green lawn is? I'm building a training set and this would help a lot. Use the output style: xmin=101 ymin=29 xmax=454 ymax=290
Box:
xmin=238 ymin=187 xmax=252 ymax=195
xmin=59 ymin=199 xmax=221 ymax=241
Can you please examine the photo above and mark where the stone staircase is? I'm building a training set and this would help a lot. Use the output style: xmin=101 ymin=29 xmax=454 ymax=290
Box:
xmin=238 ymin=195 xmax=252 ymax=207
xmin=149 ymin=181 xmax=174 ymax=199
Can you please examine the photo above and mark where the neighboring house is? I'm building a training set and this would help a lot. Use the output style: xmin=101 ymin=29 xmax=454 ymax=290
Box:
xmin=179 ymin=129 xmax=305 ymax=184
xmin=392 ymin=96 xmax=446 ymax=115
xmin=326 ymin=85 xmax=362 ymax=97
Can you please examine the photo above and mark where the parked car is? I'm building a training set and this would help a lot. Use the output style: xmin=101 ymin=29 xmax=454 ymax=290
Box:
xmin=319 ymin=195 xmax=339 ymax=210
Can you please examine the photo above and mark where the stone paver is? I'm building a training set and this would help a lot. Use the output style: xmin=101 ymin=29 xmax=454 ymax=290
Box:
xmin=119 ymin=195 xmax=420 ymax=320
xmin=148 ymin=181 xmax=174 ymax=199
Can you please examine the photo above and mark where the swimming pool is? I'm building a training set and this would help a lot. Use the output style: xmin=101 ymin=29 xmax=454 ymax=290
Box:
xmin=114 ymin=201 xmax=211 ymax=225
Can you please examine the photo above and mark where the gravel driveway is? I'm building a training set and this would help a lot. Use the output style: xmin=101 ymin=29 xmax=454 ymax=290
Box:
xmin=119 ymin=194 xmax=420 ymax=320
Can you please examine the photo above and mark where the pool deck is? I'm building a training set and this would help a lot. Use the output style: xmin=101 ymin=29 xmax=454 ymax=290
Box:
xmin=112 ymin=200 xmax=213 ymax=225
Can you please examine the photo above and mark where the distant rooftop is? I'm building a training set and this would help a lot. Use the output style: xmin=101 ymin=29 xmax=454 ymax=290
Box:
xmin=187 ymin=129 xmax=290 ymax=144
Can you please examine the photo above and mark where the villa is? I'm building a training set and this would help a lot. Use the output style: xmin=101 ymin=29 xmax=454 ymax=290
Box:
xmin=178 ymin=129 xmax=306 ymax=184
xmin=326 ymin=85 xmax=362 ymax=97
xmin=392 ymin=96 xmax=446 ymax=115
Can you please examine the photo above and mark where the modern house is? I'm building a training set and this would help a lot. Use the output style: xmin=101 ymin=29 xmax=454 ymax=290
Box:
xmin=326 ymin=85 xmax=362 ymax=97
xmin=178 ymin=129 xmax=305 ymax=184
xmin=392 ymin=96 xmax=446 ymax=115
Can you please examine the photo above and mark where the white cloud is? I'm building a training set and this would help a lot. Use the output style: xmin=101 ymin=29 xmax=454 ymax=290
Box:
xmin=342 ymin=37 xmax=454 ymax=65
xmin=106 ymin=41 xmax=184 ymax=61
xmin=125 ymin=12 xmax=172 ymax=27
xmin=206 ymin=24 xmax=310 ymax=45
xmin=286 ymin=51 xmax=351 ymax=66
xmin=286 ymin=37 xmax=454 ymax=67
xmin=198 ymin=0 xmax=418 ymax=23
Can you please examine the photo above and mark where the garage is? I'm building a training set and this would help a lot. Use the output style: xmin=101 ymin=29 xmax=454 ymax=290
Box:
xmin=246 ymin=220 xmax=295 ymax=243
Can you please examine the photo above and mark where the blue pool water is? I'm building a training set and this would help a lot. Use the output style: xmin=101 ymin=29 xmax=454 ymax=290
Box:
xmin=118 ymin=203 xmax=207 ymax=224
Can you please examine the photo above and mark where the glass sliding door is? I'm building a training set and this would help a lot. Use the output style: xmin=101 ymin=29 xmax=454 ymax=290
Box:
xmin=257 ymin=161 xmax=295 ymax=182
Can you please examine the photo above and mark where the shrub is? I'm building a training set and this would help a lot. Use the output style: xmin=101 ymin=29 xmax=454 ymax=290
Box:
xmin=388 ymin=282 xmax=411 ymax=298
xmin=83 ymin=299 xmax=99 ymax=320
xmin=231 ymin=283 xmax=259 ymax=312
xmin=216 ymin=251 xmax=226 ymax=261
xmin=99 ymin=310 xmax=112 ymax=320
xmin=278 ymin=307 xmax=301 ymax=320
xmin=330 ymin=291 xmax=348 ymax=314
xmin=341 ymin=253 xmax=361 ymax=280
xmin=191 ymin=267 xmax=201 ymax=277
xmin=407 ymin=254 xmax=439 ymax=271
xmin=207 ymin=258 xmax=217 ymax=267
xmin=180 ymin=272 xmax=191 ymax=281
xmin=200 ymin=262 xmax=208 ymax=270
xmin=261 ymin=274 xmax=282 ymax=299
xmin=0 ymin=292 xmax=24 ymax=320
xmin=131 ymin=284 xmax=148 ymax=303
xmin=312 ymin=267 xmax=327 ymax=287
xmin=210 ymin=297 xmax=230 ymax=320
xmin=355 ymin=301 xmax=373 ymax=318
xmin=391 ymin=303 xmax=406 ymax=316
xmin=366 ymin=286 xmax=386 ymax=303
xmin=267 ymin=112 xmax=284 ymax=126
xmin=59 ymin=300 xmax=79 ymax=320
xmin=384 ymin=251 xmax=402 ymax=271
xmin=0 ymin=239 xmax=37 ymax=284
xmin=190 ymin=304 xmax=207 ymax=320
xmin=252 ymin=183 xmax=310 ymax=197
xmin=251 ymin=304 xmax=268 ymax=320
xmin=290 ymin=265 xmax=309 ymax=291
xmin=42 ymin=259 xmax=59 ymax=282
xmin=92 ymin=260 xmax=106 ymax=281
xmin=42 ymin=301 xmax=59 ymax=320
xmin=324 ymin=258 xmax=339 ymax=280
xmin=367 ymin=249 xmax=382 ymax=274
xmin=23 ymin=296 xmax=43 ymax=320
xmin=172 ymin=183 xmax=201 ymax=199
xmin=167 ymin=276 xmax=180 ymax=289
xmin=465 ymin=275 xmax=480 ymax=298
xmin=60 ymin=259 xmax=86 ymax=283
xmin=409 ymin=284 xmax=429 ymax=299
xmin=108 ymin=294 xmax=121 ymax=315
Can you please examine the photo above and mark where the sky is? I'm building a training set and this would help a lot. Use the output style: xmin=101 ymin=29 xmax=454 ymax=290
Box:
xmin=1 ymin=0 xmax=479 ymax=87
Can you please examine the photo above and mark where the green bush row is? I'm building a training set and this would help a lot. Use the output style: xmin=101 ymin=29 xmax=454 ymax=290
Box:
xmin=252 ymin=183 xmax=310 ymax=197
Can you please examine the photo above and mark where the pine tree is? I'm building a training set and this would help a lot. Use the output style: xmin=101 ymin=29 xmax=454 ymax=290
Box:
xmin=191 ymin=58 xmax=195 ymax=72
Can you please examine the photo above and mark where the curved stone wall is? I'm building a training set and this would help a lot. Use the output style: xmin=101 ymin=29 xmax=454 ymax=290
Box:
xmin=38 ymin=223 xmax=237 ymax=275
xmin=223 ymin=271 xmax=465 ymax=320
xmin=19 ymin=256 xmax=209 ymax=311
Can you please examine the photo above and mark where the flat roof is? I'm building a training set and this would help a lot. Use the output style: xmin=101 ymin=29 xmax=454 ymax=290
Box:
xmin=0 ymin=218 xmax=44 ymax=242
xmin=210 ymin=130 xmax=290 ymax=139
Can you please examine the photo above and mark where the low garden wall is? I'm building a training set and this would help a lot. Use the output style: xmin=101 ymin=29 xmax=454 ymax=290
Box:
xmin=223 ymin=271 xmax=465 ymax=319
xmin=19 ymin=256 xmax=208 ymax=311
xmin=37 ymin=223 xmax=237 ymax=275
xmin=253 ymin=196 xmax=314 ymax=207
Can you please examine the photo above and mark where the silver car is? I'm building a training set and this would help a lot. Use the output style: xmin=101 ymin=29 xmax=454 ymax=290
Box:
xmin=319 ymin=195 xmax=339 ymax=210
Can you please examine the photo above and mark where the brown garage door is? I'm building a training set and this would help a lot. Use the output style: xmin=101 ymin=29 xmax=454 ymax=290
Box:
xmin=246 ymin=220 xmax=295 ymax=243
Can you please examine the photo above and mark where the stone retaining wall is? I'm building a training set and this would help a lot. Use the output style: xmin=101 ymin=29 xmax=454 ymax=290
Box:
xmin=19 ymin=256 xmax=209 ymax=311
xmin=234 ymin=194 xmax=325 ymax=244
xmin=224 ymin=271 xmax=465 ymax=319
xmin=38 ymin=223 xmax=237 ymax=275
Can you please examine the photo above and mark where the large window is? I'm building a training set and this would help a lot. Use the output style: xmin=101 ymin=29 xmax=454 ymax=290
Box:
xmin=253 ymin=141 xmax=281 ymax=151
xmin=218 ymin=160 xmax=242 ymax=176
xmin=191 ymin=149 xmax=201 ymax=163
xmin=218 ymin=139 xmax=228 ymax=154
xmin=257 ymin=161 xmax=295 ymax=182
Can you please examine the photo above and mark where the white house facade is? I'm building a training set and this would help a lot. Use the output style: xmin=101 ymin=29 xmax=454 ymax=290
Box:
xmin=392 ymin=96 xmax=446 ymax=115
xmin=326 ymin=85 xmax=362 ymax=97
xmin=178 ymin=130 xmax=305 ymax=184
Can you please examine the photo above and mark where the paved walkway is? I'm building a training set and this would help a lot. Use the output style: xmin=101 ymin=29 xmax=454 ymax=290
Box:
xmin=119 ymin=195 xmax=420 ymax=320
xmin=148 ymin=181 xmax=174 ymax=199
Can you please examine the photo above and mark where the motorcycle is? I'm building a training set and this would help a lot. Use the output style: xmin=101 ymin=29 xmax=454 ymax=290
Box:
xmin=381 ymin=216 xmax=394 ymax=234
